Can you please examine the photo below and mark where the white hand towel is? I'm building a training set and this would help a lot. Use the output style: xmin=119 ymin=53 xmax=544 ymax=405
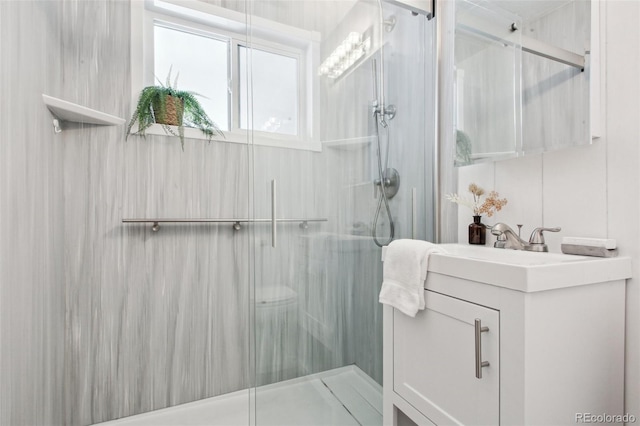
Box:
xmin=379 ymin=239 xmax=446 ymax=317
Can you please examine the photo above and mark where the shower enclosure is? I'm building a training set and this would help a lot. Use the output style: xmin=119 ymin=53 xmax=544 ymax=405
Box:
xmin=0 ymin=0 xmax=435 ymax=425
xmin=249 ymin=0 xmax=434 ymax=423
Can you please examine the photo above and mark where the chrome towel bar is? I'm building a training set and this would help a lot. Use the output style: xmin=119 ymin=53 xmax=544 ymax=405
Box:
xmin=122 ymin=218 xmax=327 ymax=232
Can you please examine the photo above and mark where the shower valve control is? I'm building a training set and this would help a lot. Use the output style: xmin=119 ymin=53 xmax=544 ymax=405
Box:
xmin=374 ymin=177 xmax=392 ymax=187
xmin=373 ymin=168 xmax=400 ymax=199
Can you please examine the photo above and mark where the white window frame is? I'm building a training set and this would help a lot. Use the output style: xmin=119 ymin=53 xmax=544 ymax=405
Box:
xmin=130 ymin=0 xmax=321 ymax=151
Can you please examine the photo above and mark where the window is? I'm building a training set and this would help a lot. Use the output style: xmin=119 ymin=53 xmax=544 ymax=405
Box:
xmin=238 ymin=46 xmax=298 ymax=135
xmin=154 ymin=24 xmax=230 ymax=131
xmin=131 ymin=0 xmax=320 ymax=150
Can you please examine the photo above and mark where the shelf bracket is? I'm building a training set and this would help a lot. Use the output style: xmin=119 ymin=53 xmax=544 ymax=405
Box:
xmin=52 ymin=119 xmax=62 ymax=134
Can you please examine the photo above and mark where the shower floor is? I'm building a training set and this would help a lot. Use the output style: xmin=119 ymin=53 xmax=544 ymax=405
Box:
xmin=98 ymin=365 xmax=382 ymax=426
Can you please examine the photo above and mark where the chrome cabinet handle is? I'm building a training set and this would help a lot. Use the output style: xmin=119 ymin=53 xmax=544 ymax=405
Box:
xmin=271 ymin=179 xmax=277 ymax=248
xmin=475 ymin=318 xmax=490 ymax=379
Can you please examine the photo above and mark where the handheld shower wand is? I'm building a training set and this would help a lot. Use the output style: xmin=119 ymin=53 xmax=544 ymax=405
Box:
xmin=371 ymin=66 xmax=396 ymax=128
xmin=371 ymin=58 xmax=399 ymax=248
xmin=372 ymin=0 xmax=397 ymax=129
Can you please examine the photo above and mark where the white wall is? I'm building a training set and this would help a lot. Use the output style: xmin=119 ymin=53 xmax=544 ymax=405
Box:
xmin=453 ymin=0 xmax=640 ymax=417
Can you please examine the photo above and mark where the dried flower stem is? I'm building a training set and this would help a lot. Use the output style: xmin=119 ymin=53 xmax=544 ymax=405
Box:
xmin=446 ymin=184 xmax=508 ymax=217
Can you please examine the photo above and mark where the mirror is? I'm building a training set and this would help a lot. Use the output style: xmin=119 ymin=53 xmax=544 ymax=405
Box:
xmin=454 ymin=0 xmax=592 ymax=166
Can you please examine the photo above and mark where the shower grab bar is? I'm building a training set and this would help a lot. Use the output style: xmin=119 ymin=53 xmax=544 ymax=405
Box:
xmin=122 ymin=217 xmax=327 ymax=232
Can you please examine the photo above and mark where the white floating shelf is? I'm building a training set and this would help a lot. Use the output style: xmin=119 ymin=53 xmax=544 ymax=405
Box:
xmin=322 ymin=136 xmax=374 ymax=151
xmin=42 ymin=94 xmax=125 ymax=128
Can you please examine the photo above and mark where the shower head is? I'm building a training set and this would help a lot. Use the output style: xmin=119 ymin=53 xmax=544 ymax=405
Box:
xmin=378 ymin=112 xmax=389 ymax=128
xmin=372 ymin=102 xmax=397 ymax=128
xmin=370 ymin=59 xmax=396 ymax=128
xmin=370 ymin=59 xmax=385 ymax=127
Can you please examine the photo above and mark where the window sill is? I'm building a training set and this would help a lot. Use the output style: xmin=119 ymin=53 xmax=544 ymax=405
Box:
xmin=136 ymin=124 xmax=321 ymax=152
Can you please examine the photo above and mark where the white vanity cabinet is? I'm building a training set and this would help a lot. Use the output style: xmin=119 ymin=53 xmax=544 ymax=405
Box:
xmin=383 ymin=244 xmax=632 ymax=426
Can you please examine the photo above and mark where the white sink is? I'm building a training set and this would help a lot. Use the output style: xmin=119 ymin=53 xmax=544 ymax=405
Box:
xmin=428 ymin=243 xmax=631 ymax=292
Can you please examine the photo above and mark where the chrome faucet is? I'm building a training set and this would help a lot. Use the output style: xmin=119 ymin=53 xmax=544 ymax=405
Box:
xmin=491 ymin=223 xmax=561 ymax=252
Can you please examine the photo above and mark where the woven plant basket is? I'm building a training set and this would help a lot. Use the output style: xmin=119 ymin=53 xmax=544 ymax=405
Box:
xmin=153 ymin=95 xmax=183 ymax=126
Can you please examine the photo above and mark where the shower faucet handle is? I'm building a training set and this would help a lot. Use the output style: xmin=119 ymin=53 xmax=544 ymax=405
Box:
xmin=529 ymin=227 xmax=561 ymax=244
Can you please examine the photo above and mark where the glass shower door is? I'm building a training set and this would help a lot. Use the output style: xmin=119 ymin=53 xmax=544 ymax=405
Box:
xmin=246 ymin=0 xmax=435 ymax=424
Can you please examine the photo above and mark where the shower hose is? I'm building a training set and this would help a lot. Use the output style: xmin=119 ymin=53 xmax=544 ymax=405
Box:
xmin=371 ymin=117 xmax=395 ymax=248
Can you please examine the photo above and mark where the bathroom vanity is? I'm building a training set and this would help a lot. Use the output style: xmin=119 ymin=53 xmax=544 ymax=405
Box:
xmin=383 ymin=244 xmax=632 ymax=425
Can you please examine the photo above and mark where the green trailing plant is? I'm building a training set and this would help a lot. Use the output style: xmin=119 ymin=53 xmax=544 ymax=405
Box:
xmin=126 ymin=68 xmax=224 ymax=150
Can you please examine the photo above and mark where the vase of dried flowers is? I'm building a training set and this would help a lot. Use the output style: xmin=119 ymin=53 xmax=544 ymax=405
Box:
xmin=446 ymin=183 xmax=508 ymax=245
xmin=469 ymin=215 xmax=486 ymax=245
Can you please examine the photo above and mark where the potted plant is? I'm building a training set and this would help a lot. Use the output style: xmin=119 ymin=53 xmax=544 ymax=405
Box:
xmin=126 ymin=68 xmax=223 ymax=150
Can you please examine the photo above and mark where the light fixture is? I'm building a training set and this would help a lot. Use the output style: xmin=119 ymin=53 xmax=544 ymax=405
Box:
xmin=318 ymin=32 xmax=371 ymax=79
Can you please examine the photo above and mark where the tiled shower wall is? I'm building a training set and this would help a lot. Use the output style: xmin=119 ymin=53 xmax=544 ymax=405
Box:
xmin=0 ymin=1 xmax=435 ymax=425
xmin=0 ymin=1 xmax=66 ymax=425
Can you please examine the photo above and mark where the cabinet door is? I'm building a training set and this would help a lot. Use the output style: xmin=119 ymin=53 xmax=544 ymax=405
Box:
xmin=393 ymin=290 xmax=499 ymax=425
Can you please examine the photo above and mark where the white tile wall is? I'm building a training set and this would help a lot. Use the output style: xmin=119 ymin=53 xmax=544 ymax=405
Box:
xmin=542 ymin=141 xmax=608 ymax=252
xmin=494 ymin=154 xmax=543 ymax=244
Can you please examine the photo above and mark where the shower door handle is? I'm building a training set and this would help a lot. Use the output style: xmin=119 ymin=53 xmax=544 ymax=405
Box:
xmin=271 ymin=179 xmax=277 ymax=248
xmin=411 ymin=187 xmax=417 ymax=239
